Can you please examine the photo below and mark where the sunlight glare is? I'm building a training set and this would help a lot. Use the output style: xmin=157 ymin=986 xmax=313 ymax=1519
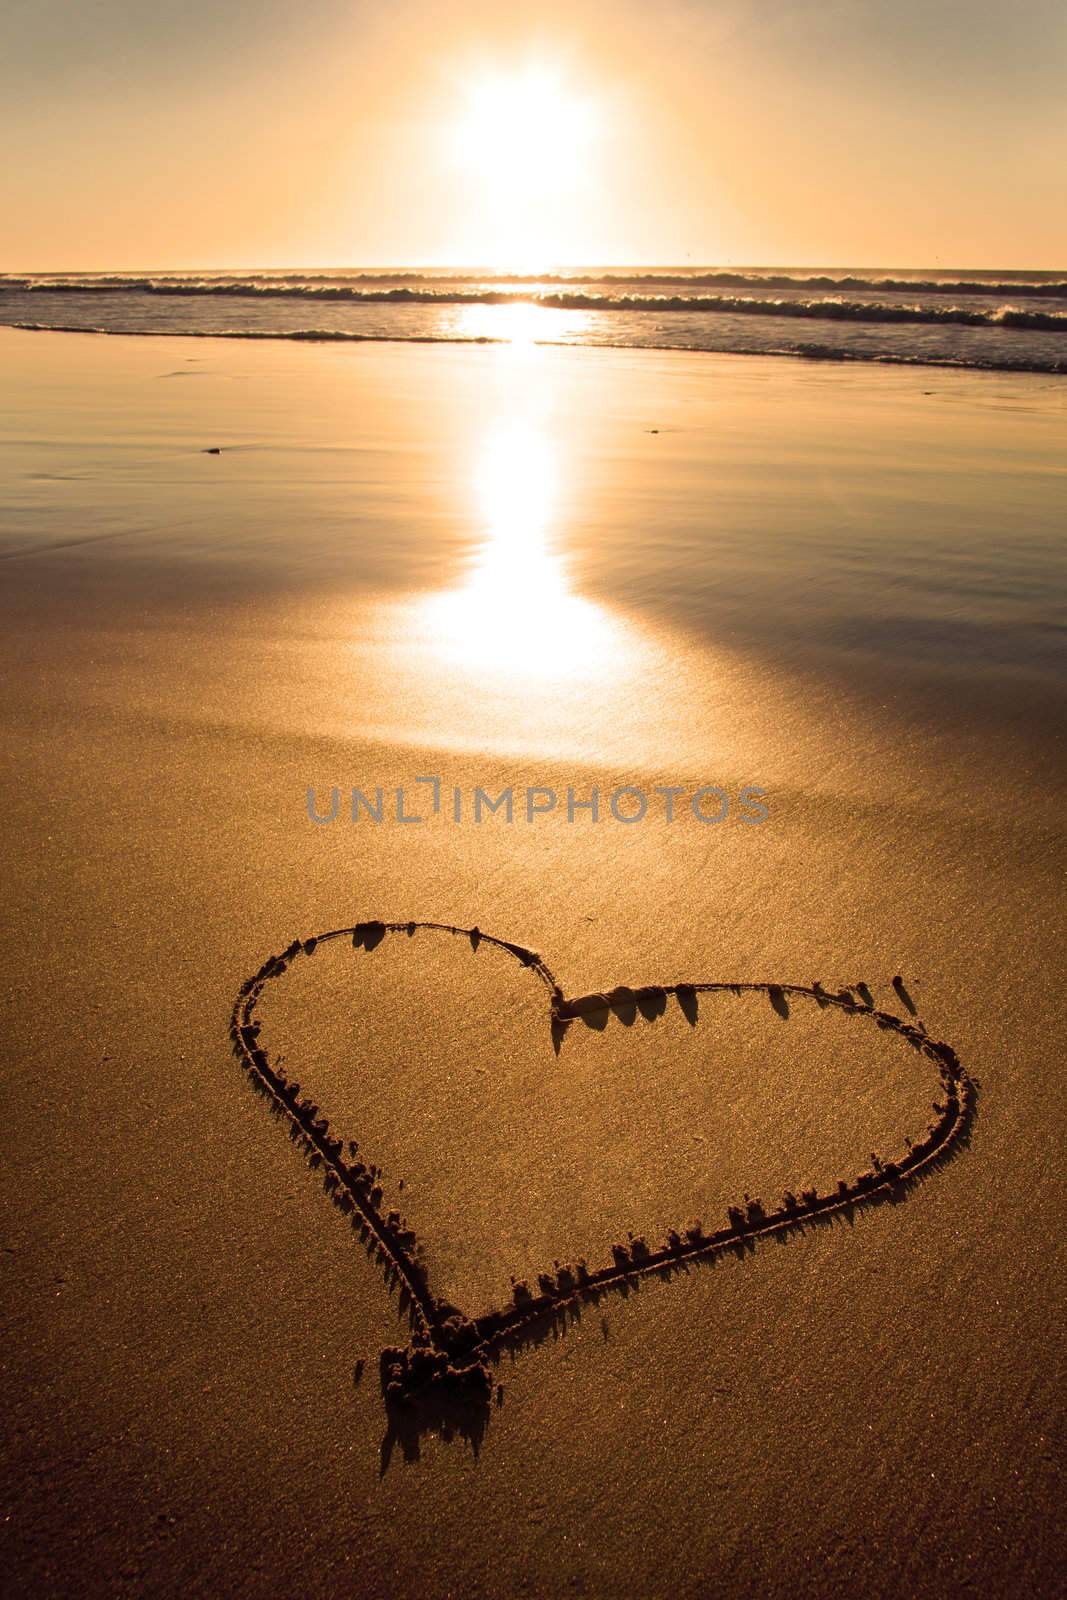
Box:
xmin=443 ymin=63 xmax=604 ymax=266
xmin=451 ymin=300 xmax=591 ymax=346
xmin=453 ymin=66 xmax=597 ymax=197
xmin=423 ymin=421 xmax=618 ymax=680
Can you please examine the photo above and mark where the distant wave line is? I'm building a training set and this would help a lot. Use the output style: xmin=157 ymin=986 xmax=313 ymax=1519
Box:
xmin=2 ymin=281 xmax=1066 ymax=331
xmin=3 ymin=270 xmax=1067 ymax=299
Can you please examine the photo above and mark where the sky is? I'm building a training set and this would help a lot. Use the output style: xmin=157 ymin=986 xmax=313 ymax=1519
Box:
xmin=3 ymin=0 xmax=1065 ymax=270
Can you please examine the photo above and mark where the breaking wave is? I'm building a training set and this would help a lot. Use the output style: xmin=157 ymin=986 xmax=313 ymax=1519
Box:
xmin=3 ymin=276 xmax=1067 ymax=332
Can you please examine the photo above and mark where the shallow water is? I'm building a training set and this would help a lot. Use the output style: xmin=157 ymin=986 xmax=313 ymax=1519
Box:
xmin=3 ymin=328 xmax=1064 ymax=774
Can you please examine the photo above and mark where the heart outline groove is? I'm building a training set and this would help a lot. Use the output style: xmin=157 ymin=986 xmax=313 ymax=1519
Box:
xmin=230 ymin=919 xmax=975 ymax=1421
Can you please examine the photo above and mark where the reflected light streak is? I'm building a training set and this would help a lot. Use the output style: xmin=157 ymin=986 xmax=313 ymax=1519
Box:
xmin=422 ymin=420 xmax=620 ymax=680
xmin=450 ymin=300 xmax=591 ymax=346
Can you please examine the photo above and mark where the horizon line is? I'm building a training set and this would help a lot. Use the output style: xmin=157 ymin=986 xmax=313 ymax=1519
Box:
xmin=3 ymin=260 xmax=1065 ymax=277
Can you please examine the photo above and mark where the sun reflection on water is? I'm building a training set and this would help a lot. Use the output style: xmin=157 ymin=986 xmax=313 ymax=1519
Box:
xmin=449 ymin=299 xmax=591 ymax=347
xmin=422 ymin=419 xmax=619 ymax=679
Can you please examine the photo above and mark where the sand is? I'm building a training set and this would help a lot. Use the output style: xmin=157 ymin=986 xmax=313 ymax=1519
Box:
xmin=1 ymin=326 xmax=1065 ymax=1596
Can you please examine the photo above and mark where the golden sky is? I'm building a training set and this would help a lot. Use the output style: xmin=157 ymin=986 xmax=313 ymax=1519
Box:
xmin=3 ymin=0 xmax=1065 ymax=270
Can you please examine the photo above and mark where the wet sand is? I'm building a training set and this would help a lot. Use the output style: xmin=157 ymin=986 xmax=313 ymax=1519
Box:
xmin=1 ymin=326 xmax=1065 ymax=1596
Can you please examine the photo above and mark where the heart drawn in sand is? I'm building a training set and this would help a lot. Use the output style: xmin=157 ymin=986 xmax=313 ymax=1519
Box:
xmin=230 ymin=920 xmax=973 ymax=1421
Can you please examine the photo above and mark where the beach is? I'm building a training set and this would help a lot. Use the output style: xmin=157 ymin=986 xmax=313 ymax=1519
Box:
xmin=1 ymin=324 xmax=1065 ymax=1596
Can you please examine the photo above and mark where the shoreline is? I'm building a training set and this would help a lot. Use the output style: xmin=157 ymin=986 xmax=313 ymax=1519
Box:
xmin=5 ymin=316 xmax=1066 ymax=377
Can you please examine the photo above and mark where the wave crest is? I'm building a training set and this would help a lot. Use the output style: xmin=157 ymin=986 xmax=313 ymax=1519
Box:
xmin=4 ymin=269 xmax=1067 ymax=299
xmin=2 ymin=278 xmax=1066 ymax=332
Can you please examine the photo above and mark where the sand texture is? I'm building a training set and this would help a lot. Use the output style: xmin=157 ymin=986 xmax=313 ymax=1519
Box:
xmin=1 ymin=328 xmax=1065 ymax=1597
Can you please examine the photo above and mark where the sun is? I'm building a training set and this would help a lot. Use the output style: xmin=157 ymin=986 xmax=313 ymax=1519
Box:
xmin=453 ymin=66 xmax=597 ymax=195
xmin=446 ymin=64 xmax=602 ymax=266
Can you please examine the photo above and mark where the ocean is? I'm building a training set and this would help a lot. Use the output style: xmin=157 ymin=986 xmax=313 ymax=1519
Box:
xmin=3 ymin=266 xmax=1065 ymax=374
